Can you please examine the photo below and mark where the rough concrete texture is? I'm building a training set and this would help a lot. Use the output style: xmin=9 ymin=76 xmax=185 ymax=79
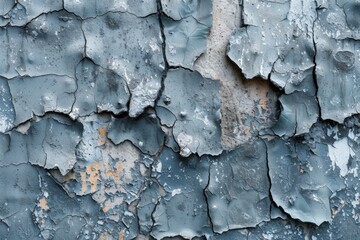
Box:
xmin=0 ymin=0 xmax=359 ymax=239
xmin=194 ymin=0 xmax=278 ymax=149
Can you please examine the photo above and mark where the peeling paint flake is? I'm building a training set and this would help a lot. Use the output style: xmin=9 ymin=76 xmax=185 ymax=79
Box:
xmin=108 ymin=113 xmax=165 ymax=156
xmin=151 ymin=147 xmax=212 ymax=239
xmin=266 ymin=137 xmax=344 ymax=225
xmin=71 ymin=58 xmax=130 ymax=118
xmin=157 ymin=69 xmax=222 ymax=157
xmin=161 ymin=0 xmax=212 ymax=69
xmin=0 ymin=11 xmax=84 ymax=79
xmin=27 ymin=115 xmax=83 ymax=175
xmin=83 ymin=11 xmax=164 ymax=117
xmin=205 ymin=140 xmax=271 ymax=233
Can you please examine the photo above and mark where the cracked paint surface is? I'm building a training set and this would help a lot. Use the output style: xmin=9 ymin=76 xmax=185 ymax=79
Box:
xmin=0 ymin=0 xmax=359 ymax=239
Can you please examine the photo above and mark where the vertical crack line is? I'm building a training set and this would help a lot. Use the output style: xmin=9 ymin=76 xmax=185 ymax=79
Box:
xmin=69 ymin=61 xmax=81 ymax=116
xmin=80 ymin=21 xmax=88 ymax=59
xmin=149 ymin=197 xmax=160 ymax=234
xmin=239 ymin=0 xmax=245 ymax=27
xmin=155 ymin=0 xmax=169 ymax=104
xmin=41 ymin=119 xmax=50 ymax=169
xmin=312 ymin=5 xmax=321 ymax=120
xmin=203 ymin=160 xmax=215 ymax=232
xmin=263 ymin=139 xmax=275 ymax=219
xmin=147 ymin=158 xmax=164 ymax=234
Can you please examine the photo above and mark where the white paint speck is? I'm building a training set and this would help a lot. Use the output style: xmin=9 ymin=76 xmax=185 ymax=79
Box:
xmin=171 ymin=188 xmax=182 ymax=197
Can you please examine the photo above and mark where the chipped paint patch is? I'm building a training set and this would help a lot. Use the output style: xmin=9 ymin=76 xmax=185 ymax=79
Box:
xmin=328 ymin=138 xmax=355 ymax=177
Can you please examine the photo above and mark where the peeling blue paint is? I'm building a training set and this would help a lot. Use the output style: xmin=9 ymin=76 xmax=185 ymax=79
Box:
xmin=0 ymin=0 xmax=359 ymax=239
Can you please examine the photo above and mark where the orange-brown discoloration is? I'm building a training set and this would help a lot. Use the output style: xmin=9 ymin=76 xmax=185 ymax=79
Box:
xmin=98 ymin=233 xmax=107 ymax=240
xmin=257 ymin=97 xmax=269 ymax=111
xmin=55 ymin=142 xmax=140 ymax=209
xmin=36 ymin=196 xmax=50 ymax=233
xmin=98 ymin=127 xmax=107 ymax=145
xmin=102 ymin=200 xmax=116 ymax=213
xmin=118 ymin=230 xmax=125 ymax=240
xmin=87 ymin=162 xmax=101 ymax=193
xmin=102 ymin=202 xmax=111 ymax=213
xmin=105 ymin=161 xmax=123 ymax=181
xmin=80 ymin=171 xmax=88 ymax=193
xmin=243 ymin=127 xmax=250 ymax=137
xmin=38 ymin=197 xmax=49 ymax=211
xmin=98 ymin=234 xmax=105 ymax=240
xmin=77 ymin=162 xmax=102 ymax=194
xmin=102 ymin=196 xmax=124 ymax=213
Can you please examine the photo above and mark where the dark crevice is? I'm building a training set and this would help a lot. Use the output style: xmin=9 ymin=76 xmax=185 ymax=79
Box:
xmin=70 ymin=9 xmax=158 ymax=21
xmin=0 ymin=110 xmax=72 ymax=134
xmin=21 ymin=8 xmax=80 ymax=29
xmin=41 ymin=118 xmax=50 ymax=169
xmin=239 ymin=0 xmax=244 ymax=27
xmin=168 ymin=65 xmax=195 ymax=72
xmin=148 ymin=196 xmax=160 ymax=235
xmin=312 ymin=4 xmax=322 ymax=121
xmin=263 ymin=139 xmax=275 ymax=222
xmin=154 ymin=0 xmax=169 ymax=106
xmin=69 ymin=60 xmax=82 ymax=117
xmin=80 ymin=22 xmax=88 ymax=58
xmin=203 ymin=162 xmax=214 ymax=232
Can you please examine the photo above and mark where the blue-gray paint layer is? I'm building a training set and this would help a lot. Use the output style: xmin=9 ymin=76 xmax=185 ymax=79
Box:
xmin=0 ymin=0 xmax=359 ymax=239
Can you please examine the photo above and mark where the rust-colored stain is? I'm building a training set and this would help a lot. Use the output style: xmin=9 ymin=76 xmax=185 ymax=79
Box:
xmin=63 ymin=156 xmax=127 ymax=196
xmin=257 ymin=97 xmax=269 ymax=112
xmin=242 ymin=127 xmax=251 ymax=137
xmin=36 ymin=196 xmax=49 ymax=235
xmin=102 ymin=201 xmax=111 ymax=213
xmin=102 ymin=197 xmax=124 ymax=213
xmin=98 ymin=127 xmax=107 ymax=145
xmin=79 ymin=162 xmax=102 ymax=194
xmin=118 ymin=230 xmax=125 ymax=240
xmin=38 ymin=197 xmax=49 ymax=211
xmin=88 ymin=162 xmax=101 ymax=193
xmin=98 ymin=233 xmax=107 ymax=240
xmin=80 ymin=171 xmax=88 ymax=194
xmin=105 ymin=161 xmax=123 ymax=181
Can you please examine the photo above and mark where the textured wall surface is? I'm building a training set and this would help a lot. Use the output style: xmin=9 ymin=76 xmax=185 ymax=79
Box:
xmin=0 ymin=0 xmax=359 ymax=239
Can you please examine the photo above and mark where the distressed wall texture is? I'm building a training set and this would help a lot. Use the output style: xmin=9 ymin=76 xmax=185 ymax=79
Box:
xmin=0 ymin=0 xmax=359 ymax=239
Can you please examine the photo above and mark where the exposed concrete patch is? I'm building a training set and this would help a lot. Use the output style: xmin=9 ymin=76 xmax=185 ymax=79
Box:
xmin=194 ymin=0 xmax=278 ymax=149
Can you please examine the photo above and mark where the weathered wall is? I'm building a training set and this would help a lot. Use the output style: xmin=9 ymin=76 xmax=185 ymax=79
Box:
xmin=0 ymin=0 xmax=359 ymax=240
xmin=195 ymin=0 xmax=278 ymax=149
